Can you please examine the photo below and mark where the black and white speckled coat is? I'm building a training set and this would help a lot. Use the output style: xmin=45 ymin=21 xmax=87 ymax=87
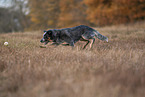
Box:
xmin=40 ymin=25 xmax=108 ymax=49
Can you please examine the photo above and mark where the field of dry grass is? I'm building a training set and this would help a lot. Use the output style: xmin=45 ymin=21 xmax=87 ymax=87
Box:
xmin=0 ymin=22 xmax=145 ymax=97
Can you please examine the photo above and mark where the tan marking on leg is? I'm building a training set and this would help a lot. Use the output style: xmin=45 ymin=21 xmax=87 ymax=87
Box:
xmin=81 ymin=36 xmax=90 ymax=49
xmin=89 ymin=39 xmax=94 ymax=49
xmin=83 ymin=41 xmax=90 ymax=49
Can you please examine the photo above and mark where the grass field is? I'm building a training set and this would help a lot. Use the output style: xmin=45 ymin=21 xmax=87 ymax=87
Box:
xmin=0 ymin=22 xmax=145 ymax=97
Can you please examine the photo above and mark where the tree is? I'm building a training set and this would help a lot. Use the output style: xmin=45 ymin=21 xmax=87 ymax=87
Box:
xmin=0 ymin=0 xmax=29 ymax=33
xmin=84 ymin=0 xmax=145 ymax=26
xmin=28 ymin=0 xmax=60 ymax=29
xmin=28 ymin=0 xmax=89 ymax=29
xmin=58 ymin=0 xmax=88 ymax=27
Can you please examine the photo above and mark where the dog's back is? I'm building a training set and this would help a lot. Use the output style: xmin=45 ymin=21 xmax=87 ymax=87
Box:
xmin=61 ymin=25 xmax=94 ymax=42
xmin=40 ymin=25 xmax=108 ymax=49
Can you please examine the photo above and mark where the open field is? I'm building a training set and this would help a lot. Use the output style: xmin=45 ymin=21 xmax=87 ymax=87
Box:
xmin=0 ymin=23 xmax=145 ymax=97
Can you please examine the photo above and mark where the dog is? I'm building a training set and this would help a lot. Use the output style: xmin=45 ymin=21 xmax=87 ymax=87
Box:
xmin=40 ymin=25 xmax=108 ymax=49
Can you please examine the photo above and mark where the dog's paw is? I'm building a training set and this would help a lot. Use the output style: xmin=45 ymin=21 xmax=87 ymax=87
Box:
xmin=40 ymin=45 xmax=46 ymax=48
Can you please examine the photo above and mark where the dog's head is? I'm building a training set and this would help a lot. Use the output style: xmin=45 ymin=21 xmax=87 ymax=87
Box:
xmin=40 ymin=30 xmax=53 ymax=45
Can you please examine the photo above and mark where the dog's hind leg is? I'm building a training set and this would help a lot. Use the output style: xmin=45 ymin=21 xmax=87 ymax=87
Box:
xmin=89 ymin=38 xmax=95 ymax=49
xmin=81 ymin=37 xmax=95 ymax=49
xmin=83 ymin=40 xmax=90 ymax=49
xmin=81 ymin=36 xmax=91 ymax=49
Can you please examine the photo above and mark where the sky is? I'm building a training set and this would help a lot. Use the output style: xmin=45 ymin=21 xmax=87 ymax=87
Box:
xmin=0 ymin=0 xmax=29 ymax=14
xmin=0 ymin=0 xmax=12 ymax=7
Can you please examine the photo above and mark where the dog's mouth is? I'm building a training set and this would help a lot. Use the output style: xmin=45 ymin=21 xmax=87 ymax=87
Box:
xmin=44 ymin=41 xmax=49 ymax=45
xmin=40 ymin=38 xmax=50 ymax=45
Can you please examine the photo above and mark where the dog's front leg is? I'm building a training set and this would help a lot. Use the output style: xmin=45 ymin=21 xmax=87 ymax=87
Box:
xmin=51 ymin=42 xmax=60 ymax=47
xmin=69 ymin=41 xmax=75 ymax=50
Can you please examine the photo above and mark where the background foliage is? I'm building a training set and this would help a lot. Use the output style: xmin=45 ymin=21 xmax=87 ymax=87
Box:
xmin=0 ymin=0 xmax=145 ymax=32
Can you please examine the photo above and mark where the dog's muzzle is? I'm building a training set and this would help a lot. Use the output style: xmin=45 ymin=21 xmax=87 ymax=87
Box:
xmin=40 ymin=38 xmax=45 ymax=43
xmin=40 ymin=38 xmax=51 ymax=45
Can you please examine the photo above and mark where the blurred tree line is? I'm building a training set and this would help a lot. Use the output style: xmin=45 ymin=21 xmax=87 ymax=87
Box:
xmin=0 ymin=0 xmax=29 ymax=33
xmin=0 ymin=0 xmax=145 ymax=33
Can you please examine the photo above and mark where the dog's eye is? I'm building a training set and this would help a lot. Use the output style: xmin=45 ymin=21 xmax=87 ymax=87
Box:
xmin=44 ymin=35 xmax=48 ymax=39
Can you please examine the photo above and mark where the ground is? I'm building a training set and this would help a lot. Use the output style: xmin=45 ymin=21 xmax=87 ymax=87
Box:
xmin=0 ymin=22 xmax=145 ymax=97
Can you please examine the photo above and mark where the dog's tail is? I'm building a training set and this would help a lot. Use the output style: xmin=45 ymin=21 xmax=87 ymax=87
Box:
xmin=93 ymin=30 xmax=108 ymax=42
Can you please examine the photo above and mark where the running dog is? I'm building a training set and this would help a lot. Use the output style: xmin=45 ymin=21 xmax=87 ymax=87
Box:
xmin=40 ymin=25 xmax=108 ymax=49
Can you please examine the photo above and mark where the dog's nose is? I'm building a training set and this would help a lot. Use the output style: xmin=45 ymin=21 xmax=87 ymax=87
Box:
xmin=40 ymin=39 xmax=43 ymax=43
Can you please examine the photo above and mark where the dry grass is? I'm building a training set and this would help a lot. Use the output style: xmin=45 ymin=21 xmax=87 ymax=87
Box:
xmin=0 ymin=23 xmax=145 ymax=97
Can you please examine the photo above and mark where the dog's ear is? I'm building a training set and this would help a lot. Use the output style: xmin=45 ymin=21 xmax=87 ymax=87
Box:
xmin=47 ymin=30 xmax=53 ymax=35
